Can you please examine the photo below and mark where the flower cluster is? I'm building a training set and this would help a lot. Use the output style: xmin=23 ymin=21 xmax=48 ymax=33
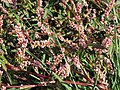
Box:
xmin=1 ymin=86 xmax=6 ymax=90
xmin=20 ymin=60 xmax=31 ymax=69
xmin=73 ymin=2 xmax=82 ymax=22
xmin=17 ymin=48 xmax=25 ymax=59
xmin=65 ymin=40 xmax=79 ymax=50
xmin=76 ymin=2 xmax=82 ymax=14
xmin=102 ymin=37 xmax=113 ymax=48
xmin=0 ymin=69 xmax=3 ymax=76
xmin=15 ymin=24 xmax=28 ymax=48
xmin=0 ymin=0 xmax=119 ymax=89
xmin=0 ymin=15 xmax=3 ymax=30
xmin=31 ymin=38 xmax=51 ymax=49
xmin=102 ymin=0 xmax=115 ymax=23
xmin=40 ymin=39 xmax=51 ymax=48
xmin=36 ymin=0 xmax=44 ymax=20
xmin=46 ymin=54 xmax=71 ymax=79
xmin=94 ymin=60 xmax=108 ymax=90
xmin=116 ymin=26 xmax=120 ymax=34
xmin=72 ymin=56 xmax=81 ymax=70
xmin=0 ymin=38 xmax=3 ymax=44
xmin=116 ymin=26 xmax=120 ymax=38
xmin=91 ymin=9 xmax=96 ymax=18
xmin=106 ymin=25 xmax=114 ymax=34
xmin=69 ymin=21 xmax=79 ymax=31
xmin=38 ymin=22 xmax=53 ymax=36
xmin=57 ymin=63 xmax=70 ymax=79
xmin=104 ymin=57 xmax=114 ymax=75
xmin=1 ymin=0 xmax=13 ymax=4
xmin=57 ymin=33 xmax=65 ymax=42
xmin=0 ymin=3 xmax=8 ymax=13
xmin=53 ymin=54 xmax=63 ymax=66
xmin=36 ymin=7 xmax=44 ymax=20
xmin=79 ymin=39 xmax=86 ymax=48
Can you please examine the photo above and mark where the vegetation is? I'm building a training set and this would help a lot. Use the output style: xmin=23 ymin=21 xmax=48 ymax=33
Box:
xmin=0 ymin=0 xmax=120 ymax=90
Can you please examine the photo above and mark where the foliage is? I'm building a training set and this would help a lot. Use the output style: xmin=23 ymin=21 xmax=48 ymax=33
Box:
xmin=0 ymin=0 xmax=120 ymax=90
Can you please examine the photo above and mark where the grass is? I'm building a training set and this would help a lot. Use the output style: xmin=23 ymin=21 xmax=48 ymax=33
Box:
xmin=0 ymin=0 xmax=120 ymax=90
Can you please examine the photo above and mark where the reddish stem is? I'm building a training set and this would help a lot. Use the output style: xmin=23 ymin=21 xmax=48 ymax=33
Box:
xmin=5 ymin=64 xmax=51 ymax=80
xmin=63 ymin=80 xmax=93 ymax=86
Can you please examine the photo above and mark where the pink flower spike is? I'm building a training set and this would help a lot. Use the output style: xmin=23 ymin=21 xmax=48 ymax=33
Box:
xmin=17 ymin=48 xmax=25 ymax=58
xmin=0 ymin=38 xmax=3 ymax=44
xmin=102 ymin=37 xmax=112 ymax=48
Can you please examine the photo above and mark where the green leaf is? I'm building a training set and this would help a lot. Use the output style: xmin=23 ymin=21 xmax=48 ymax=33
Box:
xmin=62 ymin=83 xmax=72 ymax=90
xmin=44 ymin=8 xmax=48 ymax=18
xmin=11 ymin=49 xmax=17 ymax=53
xmin=42 ymin=54 xmax=46 ymax=63
xmin=52 ymin=72 xmax=63 ymax=82
xmin=1 ymin=44 xmax=7 ymax=54
xmin=14 ymin=14 xmax=20 ymax=23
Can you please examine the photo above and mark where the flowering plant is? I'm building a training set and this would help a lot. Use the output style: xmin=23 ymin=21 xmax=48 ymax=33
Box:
xmin=0 ymin=0 xmax=120 ymax=89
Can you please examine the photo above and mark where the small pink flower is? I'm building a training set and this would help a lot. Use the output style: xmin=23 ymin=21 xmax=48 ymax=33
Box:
xmin=46 ymin=60 xmax=51 ymax=65
xmin=104 ymin=57 xmax=114 ymax=75
xmin=57 ymin=63 xmax=70 ymax=79
xmin=31 ymin=41 xmax=40 ymax=48
xmin=0 ymin=15 xmax=3 ymax=29
xmin=70 ymin=21 xmax=78 ymax=30
xmin=67 ymin=56 xmax=72 ymax=63
xmin=17 ymin=48 xmax=25 ymax=58
xmin=0 ymin=70 xmax=3 ymax=76
xmin=57 ymin=33 xmax=65 ymax=41
xmin=91 ymin=9 xmax=96 ymax=18
xmin=65 ymin=40 xmax=79 ymax=49
xmin=53 ymin=54 xmax=63 ymax=65
xmin=79 ymin=39 xmax=86 ymax=48
xmin=106 ymin=25 xmax=114 ymax=34
xmin=38 ymin=0 xmax=43 ymax=7
xmin=41 ymin=24 xmax=47 ymax=31
xmin=102 ymin=37 xmax=112 ymax=48
xmin=38 ymin=22 xmax=42 ymax=27
xmin=15 ymin=24 xmax=21 ymax=32
xmin=103 ymin=0 xmax=115 ymax=18
xmin=20 ymin=60 xmax=31 ymax=69
xmin=51 ymin=66 xmax=57 ymax=72
xmin=1 ymin=0 xmax=13 ymax=4
xmin=75 ymin=15 xmax=80 ymax=22
xmin=116 ymin=26 xmax=120 ymax=34
xmin=22 ymin=39 xmax=28 ymax=48
xmin=36 ymin=7 xmax=44 ymax=19
xmin=39 ymin=24 xmax=53 ymax=35
xmin=15 ymin=24 xmax=28 ymax=48
xmin=40 ymin=39 xmax=51 ymax=48
xmin=35 ymin=32 xmax=40 ymax=39
xmin=1 ymin=86 xmax=6 ymax=90
xmin=94 ymin=48 xmax=102 ymax=54
xmin=76 ymin=2 xmax=82 ymax=14
xmin=72 ymin=56 xmax=81 ymax=70
xmin=0 ymin=38 xmax=3 ymax=44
